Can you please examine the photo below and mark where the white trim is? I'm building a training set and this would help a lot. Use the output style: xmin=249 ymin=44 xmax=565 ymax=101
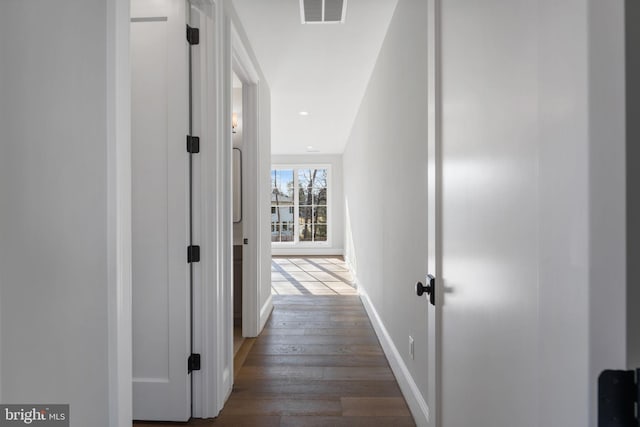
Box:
xmin=190 ymin=0 xmax=213 ymax=16
xmin=241 ymin=81 xmax=261 ymax=338
xmin=272 ymin=247 xmax=343 ymax=256
xmin=341 ymin=0 xmax=348 ymax=23
xmin=298 ymin=0 xmax=305 ymax=24
xmin=231 ymin=25 xmax=260 ymax=84
xmin=190 ymin=0 xmax=241 ymax=418
xmin=259 ymin=293 xmax=274 ymax=332
xmin=271 ymin=242 xmax=332 ymax=248
xmin=426 ymin=1 xmax=441 ymax=426
xmin=358 ymin=286 xmax=429 ymax=427
xmin=230 ymin=4 xmax=263 ymax=339
xmin=107 ymin=0 xmax=132 ymax=426
xmin=190 ymin=0 xmax=226 ymax=418
xmin=216 ymin=4 xmax=234 ymax=414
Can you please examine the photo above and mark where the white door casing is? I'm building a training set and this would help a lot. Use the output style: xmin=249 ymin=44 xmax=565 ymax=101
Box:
xmin=231 ymin=21 xmax=264 ymax=338
xmin=426 ymin=0 xmax=441 ymax=425
xmin=131 ymin=0 xmax=191 ymax=421
xmin=188 ymin=0 xmax=232 ymax=418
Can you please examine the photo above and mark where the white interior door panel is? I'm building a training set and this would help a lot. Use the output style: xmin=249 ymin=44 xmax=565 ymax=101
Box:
xmin=131 ymin=0 xmax=191 ymax=421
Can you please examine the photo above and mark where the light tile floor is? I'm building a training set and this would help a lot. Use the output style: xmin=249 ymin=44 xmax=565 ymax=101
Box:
xmin=271 ymin=256 xmax=357 ymax=296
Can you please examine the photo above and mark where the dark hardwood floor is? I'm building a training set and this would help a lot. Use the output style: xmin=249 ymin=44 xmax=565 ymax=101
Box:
xmin=217 ymin=294 xmax=415 ymax=426
xmin=134 ymin=257 xmax=415 ymax=426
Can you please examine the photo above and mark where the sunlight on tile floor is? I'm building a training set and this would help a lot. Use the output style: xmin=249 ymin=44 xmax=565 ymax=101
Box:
xmin=271 ymin=257 xmax=357 ymax=296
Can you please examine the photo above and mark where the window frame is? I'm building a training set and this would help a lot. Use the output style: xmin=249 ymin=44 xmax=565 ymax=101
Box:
xmin=271 ymin=164 xmax=331 ymax=247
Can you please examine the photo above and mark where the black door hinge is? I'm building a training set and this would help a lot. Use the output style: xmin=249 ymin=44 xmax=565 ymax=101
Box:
xmin=598 ymin=369 xmax=640 ymax=426
xmin=186 ymin=135 xmax=200 ymax=153
xmin=187 ymin=245 xmax=200 ymax=263
xmin=188 ymin=353 xmax=201 ymax=373
xmin=186 ymin=25 xmax=200 ymax=45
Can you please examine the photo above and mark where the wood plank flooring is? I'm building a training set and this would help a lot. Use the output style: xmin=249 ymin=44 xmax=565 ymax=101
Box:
xmin=134 ymin=257 xmax=415 ymax=426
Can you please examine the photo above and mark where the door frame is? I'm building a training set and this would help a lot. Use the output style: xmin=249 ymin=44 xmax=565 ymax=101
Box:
xmin=190 ymin=0 xmax=266 ymax=417
xmin=231 ymin=22 xmax=262 ymax=339
xmin=107 ymin=0 xmax=265 ymax=421
xmin=189 ymin=0 xmax=232 ymax=418
xmin=426 ymin=0 xmax=442 ymax=425
xmin=106 ymin=0 xmax=133 ymax=426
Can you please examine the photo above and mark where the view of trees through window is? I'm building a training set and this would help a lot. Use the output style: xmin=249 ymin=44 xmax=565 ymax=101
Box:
xmin=271 ymin=169 xmax=295 ymax=242
xmin=271 ymin=167 xmax=328 ymax=243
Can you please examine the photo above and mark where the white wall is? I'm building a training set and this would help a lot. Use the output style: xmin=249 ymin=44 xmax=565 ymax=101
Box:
xmin=343 ymin=0 xmax=626 ymax=426
xmin=538 ymin=3 xmax=626 ymax=425
xmin=343 ymin=0 xmax=429 ymax=410
xmin=537 ymin=3 xmax=626 ymax=424
xmin=0 ymin=1 xmax=129 ymax=426
xmin=271 ymin=154 xmax=344 ymax=256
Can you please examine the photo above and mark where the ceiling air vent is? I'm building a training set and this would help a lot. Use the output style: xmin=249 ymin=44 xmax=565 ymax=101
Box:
xmin=300 ymin=0 xmax=347 ymax=24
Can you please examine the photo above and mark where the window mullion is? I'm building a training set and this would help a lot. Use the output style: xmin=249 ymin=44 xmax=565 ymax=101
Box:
xmin=294 ymin=169 xmax=299 ymax=244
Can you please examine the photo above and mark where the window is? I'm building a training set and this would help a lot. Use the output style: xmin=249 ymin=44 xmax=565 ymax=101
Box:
xmin=297 ymin=168 xmax=327 ymax=242
xmin=271 ymin=166 xmax=329 ymax=244
xmin=271 ymin=169 xmax=295 ymax=242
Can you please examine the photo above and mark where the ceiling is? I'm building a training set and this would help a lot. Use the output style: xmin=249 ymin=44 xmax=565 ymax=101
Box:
xmin=232 ymin=0 xmax=398 ymax=155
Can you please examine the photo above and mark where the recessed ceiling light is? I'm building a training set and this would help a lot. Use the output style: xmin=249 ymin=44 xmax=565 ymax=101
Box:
xmin=307 ymin=145 xmax=320 ymax=152
xmin=299 ymin=111 xmax=309 ymax=116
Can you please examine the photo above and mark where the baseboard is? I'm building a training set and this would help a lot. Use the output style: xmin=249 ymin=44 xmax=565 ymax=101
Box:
xmin=271 ymin=247 xmax=344 ymax=256
xmin=359 ymin=287 xmax=430 ymax=427
xmin=258 ymin=293 xmax=274 ymax=334
xmin=344 ymin=256 xmax=355 ymax=280
xmin=233 ymin=337 xmax=257 ymax=379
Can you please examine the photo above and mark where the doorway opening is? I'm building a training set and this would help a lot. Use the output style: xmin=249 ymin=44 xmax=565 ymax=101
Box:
xmin=232 ymin=72 xmax=245 ymax=356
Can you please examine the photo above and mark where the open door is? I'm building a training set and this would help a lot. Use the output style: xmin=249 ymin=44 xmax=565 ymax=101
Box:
xmin=435 ymin=1 xmax=540 ymax=426
xmin=131 ymin=0 xmax=192 ymax=421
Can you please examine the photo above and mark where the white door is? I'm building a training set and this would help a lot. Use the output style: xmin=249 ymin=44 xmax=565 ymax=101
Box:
xmin=437 ymin=1 xmax=540 ymax=426
xmin=131 ymin=0 xmax=191 ymax=421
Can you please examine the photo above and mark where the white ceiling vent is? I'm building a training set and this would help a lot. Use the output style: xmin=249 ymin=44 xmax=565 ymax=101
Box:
xmin=300 ymin=0 xmax=347 ymax=24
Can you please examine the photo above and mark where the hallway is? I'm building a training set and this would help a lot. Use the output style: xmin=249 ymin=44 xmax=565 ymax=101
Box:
xmin=134 ymin=257 xmax=415 ymax=426
xmin=0 ymin=0 xmax=630 ymax=425
xmin=218 ymin=297 xmax=414 ymax=425
xmin=222 ymin=257 xmax=414 ymax=425
xmin=215 ymin=256 xmax=415 ymax=425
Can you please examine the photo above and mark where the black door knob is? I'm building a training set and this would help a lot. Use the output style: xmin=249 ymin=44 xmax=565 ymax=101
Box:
xmin=416 ymin=274 xmax=436 ymax=306
xmin=416 ymin=281 xmax=431 ymax=297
